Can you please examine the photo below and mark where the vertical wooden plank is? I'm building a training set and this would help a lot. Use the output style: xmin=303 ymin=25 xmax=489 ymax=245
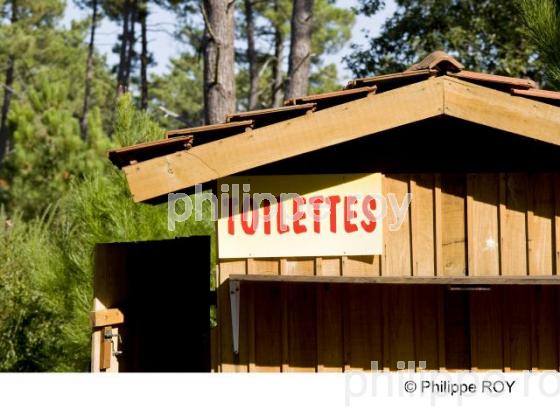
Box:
xmin=413 ymin=286 xmax=440 ymax=369
xmin=499 ymin=174 xmax=529 ymax=276
xmin=210 ymin=325 xmax=219 ymax=372
xmin=436 ymin=286 xmax=446 ymax=370
xmin=321 ymin=257 xmax=342 ymax=276
xmin=91 ymin=330 xmax=101 ymax=372
xmin=467 ymin=174 xmax=500 ymax=276
xmin=343 ymin=284 xmax=383 ymax=371
xmin=434 ymin=174 xmax=443 ymax=275
xmin=316 ymin=284 xmax=343 ymax=372
xmin=383 ymin=174 xmax=412 ymax=277
xmin=410 ymin=174 xmax=436 ymax=276
xmin=250 ymin=259 xmax=280 ymax=275
xmin=554 ymin=173 xmax=560 ymax=275
xmin=315 ymin=257 xmax=323 ymax=276
xmin=279 ymin=259 xmax=288 ymax=372
xmin=501 ymin=286 xmax=511 ymax=371
xmin=382 ymin=285 xmax=415 ymax=370
xmin=285 ymin=258 xmax=315 ymax=276
xmin=247 ymin=284 xmax=256 ymax=372
xmin=100 ymin=326 xmax=112 ymax=370
xmin=469 ymin=288 xmax=504 ymax=370
xmin=534 ymin=286 xmax=559 ymax=369
xmin=343 ymin=255 xmax=381 ymax=277
xmin=466 ymin=183 xmax=474 ymax=276
xmin=245 ymin=260 xmax=257 ymax=372
xmin=285 ymin=283 xmax=317 ymax=372
xmin=504 ymin=286 xmax=532 ymax=370
xmin=558 ymin=287 xmax=560 ymax=372
xmin=530 ymin=287 xmax=538 ymax=371
xmin=444 ymin=290 xmax=471 ymax=369
xmin=253 ymin=283 xmax=282 ymax=372
xmin=441 ymin=174 xmax=467 ymax=276
xmin=281 ymin=283 xmax=289 ymax=372
xmin=528 ymin=173 xmax=554 ymax=275
xmin=340 ymin=256 xmax=348 ymax=276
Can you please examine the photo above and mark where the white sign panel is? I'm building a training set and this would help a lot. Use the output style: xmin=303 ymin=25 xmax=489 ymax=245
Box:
xmin=217 ymin=174 xmax=383 ymax=258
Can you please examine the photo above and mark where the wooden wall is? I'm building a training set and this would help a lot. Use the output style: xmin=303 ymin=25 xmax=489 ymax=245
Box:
xmin=219 ymin=173 xmax=560 ymax=281
xmin=215 ymin=283 xmax=560 ymax=372
xmin=215 ymin=172 xmax=560 ymax=372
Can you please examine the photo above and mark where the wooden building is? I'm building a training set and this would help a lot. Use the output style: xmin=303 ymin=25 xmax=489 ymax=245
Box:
xmin=97 ymin=51 xmax=560 ymax=372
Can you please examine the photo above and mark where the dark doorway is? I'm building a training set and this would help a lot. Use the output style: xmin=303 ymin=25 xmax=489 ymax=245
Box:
xmin=94 ymin=237 xmax=211 ymax=372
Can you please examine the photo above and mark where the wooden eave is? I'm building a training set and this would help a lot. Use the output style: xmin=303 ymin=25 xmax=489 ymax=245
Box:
xmin=109 ymin=135 xmax=193 ymax=168
xmin=119 ymin=76 xmax=560 ymax=202
xmin=229 ymin=274 xmax=560 ymax=285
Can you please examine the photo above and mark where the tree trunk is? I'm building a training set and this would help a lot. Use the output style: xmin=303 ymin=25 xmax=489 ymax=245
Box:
xmin=0 ymin=0 xmax=18 ymax=164
xmin=80 ymin=0 xmax=98 ymax=142
xmin=271 ymin=7 xmax=284 ymax=107
xmin=123 ymin=0 xmax=138 ymax=89
xmin=140 ymin=0 xmax=148 ymax=110
xmin=285 ymin=0 xmax=314 ymax=100
xmin=244 ymin=0 xmax=258 ymax=110
xmin=202 ymin=0 xmax=236 ymax=124
xmin=117 ymin=2 xmax=130 ymax=92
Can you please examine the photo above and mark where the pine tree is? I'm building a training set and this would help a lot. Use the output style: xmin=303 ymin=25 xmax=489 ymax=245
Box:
xmin=286 ymin=0 xmax=314 ymax=100
xmin=75 ymin=0 xmax=100 ymax=141
xmin=202 ymin=0 xmax=236 ymax=124
xmin=345 ymin=0 xmax=544 ymax=80
xmin=518 ymin=0 xmax=560 ymax=87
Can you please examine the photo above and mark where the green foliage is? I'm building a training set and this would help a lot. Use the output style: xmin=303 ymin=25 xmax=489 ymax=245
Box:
xmin=312 ymin=0 xmax=355 ymax=57
xmin=0 ymin=208 xmax=71 ymax=371
xmin=518 ymin=0 xmax=560 ymax=87
xmin=0 ymin=94 xmax=214 ymax=371
xmin=4 ymin=74 xmax=110 ymax=217
xmin=309 ymin=63 xmax=339 ymax=94
xmin=150 ymin=54 xmax=204 ymax=128
xmin=236 ymin=0 xmax=355 ymax=109
xmin=345 ymin=0 xmax=544 ymax=81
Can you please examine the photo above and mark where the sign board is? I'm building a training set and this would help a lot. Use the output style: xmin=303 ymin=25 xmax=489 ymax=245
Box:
xmin=217 ymin=174 xmax=383 ymax=258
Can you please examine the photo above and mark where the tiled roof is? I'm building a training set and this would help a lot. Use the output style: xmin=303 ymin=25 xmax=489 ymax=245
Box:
xmin=109 ymin=50 xmax=560 ymax=168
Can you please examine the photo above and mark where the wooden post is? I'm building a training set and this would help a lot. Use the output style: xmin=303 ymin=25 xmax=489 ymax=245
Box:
xmin=91 ymin=306 xmax=124 ymax=373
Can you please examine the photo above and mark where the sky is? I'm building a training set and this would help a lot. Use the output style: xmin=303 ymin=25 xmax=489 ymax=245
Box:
xmin=64 ymin=0 xmax=397 ymax=82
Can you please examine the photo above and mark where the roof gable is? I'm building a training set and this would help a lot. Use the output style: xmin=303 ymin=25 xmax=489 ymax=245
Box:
xmin=122 ymin=76 xmax=560 ymax=202
xmin=109 ymin=51 xmax=560 ymax=202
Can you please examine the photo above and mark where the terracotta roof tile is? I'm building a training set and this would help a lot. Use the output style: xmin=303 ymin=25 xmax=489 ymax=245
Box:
xmin=448 ymin=70 xmax=537 ymax=90
xmin=226 ymin=103 xmax=316 ymax=121
xmin=511 ymin=88 xmax=560 ymax=106
xmin=109 ymin=135 xmax=193 ymax=168
xmin=226 ymin=103 xmax=316 ymax=128
xmin=284 ymin=86 xmax=376 ymax=108
xmin=109 ymin=50 xmax=560 ymax=170
xmin=346 ymin=69 xmax=437 ymax=91
xmin=406 ymin=50 xmax=464 ymax=72
xmin=166 ymin=120 xmax=254 ymax=138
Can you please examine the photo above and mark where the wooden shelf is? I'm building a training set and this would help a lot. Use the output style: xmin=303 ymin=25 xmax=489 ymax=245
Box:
xmin=228 ymin=274 xmax=560 ymax=285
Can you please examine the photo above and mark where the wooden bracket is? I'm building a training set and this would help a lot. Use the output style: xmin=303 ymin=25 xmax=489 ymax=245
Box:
xmin=229 ymin=280 xmax=240 ymax=355
xmin=91 ymin=308 xmax=124 ymax=328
